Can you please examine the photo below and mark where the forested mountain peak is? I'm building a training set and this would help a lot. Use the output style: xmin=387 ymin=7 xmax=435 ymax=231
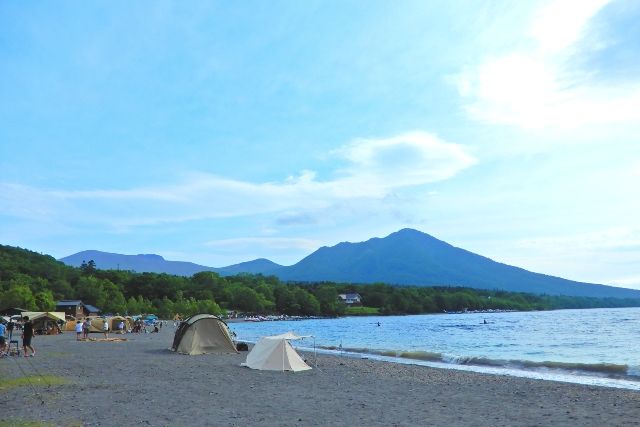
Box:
xmin=276 ymin=229 xmax=640 ymax=299
xmin=2 ymin=242 xmax=640 ymax=318
xmin=56 ymin=228 xmax=640 ymax=299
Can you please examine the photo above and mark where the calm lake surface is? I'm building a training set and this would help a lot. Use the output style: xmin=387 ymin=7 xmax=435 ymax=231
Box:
xmin=229 ymin=307 xmax=640 ymax=390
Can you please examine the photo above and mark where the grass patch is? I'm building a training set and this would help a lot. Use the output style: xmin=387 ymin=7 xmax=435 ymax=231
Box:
xmin=44 ymin=351 xmax=70 ymax=357
xmin=0 ymin=420 xmax=56 ymax=427
xmin=0 ymin=421 xmax=81 ymax=427
xmin=0 ymin=375 xmax=68 ymax=392
xmin=345 ymin=306 xmax=380 ymax=315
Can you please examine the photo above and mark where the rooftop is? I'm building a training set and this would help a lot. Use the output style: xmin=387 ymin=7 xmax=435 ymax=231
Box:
xmin=55 ymin=300 xmax=83 ymax=306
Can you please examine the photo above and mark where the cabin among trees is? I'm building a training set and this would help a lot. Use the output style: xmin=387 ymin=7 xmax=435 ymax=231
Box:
xmin=55 ymin=300 xmax=100 ymax=318
xmin=338 ymin=293 xmax=362 ymax=306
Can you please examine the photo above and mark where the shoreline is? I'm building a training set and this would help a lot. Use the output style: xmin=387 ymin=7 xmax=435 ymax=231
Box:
xmin=311 ymin=347 xmax=640 ymax=391
xmin=232 ymin=339 xmax=640 ymax=392
xmin=228 ymin=309 xmax=640 ymax=390
xmin=3 ymin=328 xmax=640 ymax=426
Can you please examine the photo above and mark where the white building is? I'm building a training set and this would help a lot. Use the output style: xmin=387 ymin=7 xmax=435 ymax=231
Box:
xmin=338 ymin=293 xmax=362 ymax=305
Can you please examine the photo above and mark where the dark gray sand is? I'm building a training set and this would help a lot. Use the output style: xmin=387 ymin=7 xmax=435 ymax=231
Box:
xmin=2 ymin=327 xmax=639 ymax=426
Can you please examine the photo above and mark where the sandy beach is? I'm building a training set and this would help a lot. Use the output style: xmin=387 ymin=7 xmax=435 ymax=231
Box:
xmin=2 ymin=326 xmax=639 ymax=427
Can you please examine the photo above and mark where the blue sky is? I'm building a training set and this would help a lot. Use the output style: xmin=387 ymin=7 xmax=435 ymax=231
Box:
xmin=1 ymin=1 xmax=639 ymax=288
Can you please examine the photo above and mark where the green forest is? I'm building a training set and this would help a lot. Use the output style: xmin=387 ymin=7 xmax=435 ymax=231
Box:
xmin=2 ymin=244 xmax=640 ymax=318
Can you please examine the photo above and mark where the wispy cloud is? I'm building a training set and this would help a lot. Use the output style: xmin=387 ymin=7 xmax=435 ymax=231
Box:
xmin=610 ymin=275 xmax=640 ymax=288
xmin=275 ymin=212 xmax=319 ymax=226
xmin=504 ymin=227 xmax=640 ymax=289
xmin=0 ymin=131 xmax=476 ymax=231
xmin=454 ymin=0 xmax=640 ymax=129
xmin=204 ymin=237 xmax=321 ymax=251
xmin=516 ymin=227 xmax=640 ymax=252
xmin=334 ymin=131 xmax=477 ymax=188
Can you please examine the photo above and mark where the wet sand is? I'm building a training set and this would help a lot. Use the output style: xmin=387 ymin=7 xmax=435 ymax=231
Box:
xmin=2 ymin=327 xmax=639 ymax=426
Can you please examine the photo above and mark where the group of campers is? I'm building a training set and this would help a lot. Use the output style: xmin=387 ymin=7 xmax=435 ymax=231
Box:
xmin=73 ymin=317 xmax=125 ymax=340
xmin=71 ymin=317 xmax=165 ymax=339
xmin=3 ymin=312 xmax=312 ymax=372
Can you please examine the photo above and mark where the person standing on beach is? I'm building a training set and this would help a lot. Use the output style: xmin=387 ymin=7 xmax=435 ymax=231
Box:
xmin=0 ymin=321 xmax=7 ymax=356
xmin=7 ymin=319 xmax=14 ymax=341
xmin=102 ymin=319 xmax=109 ymax=339
xmin=22 ymin=316 xmax=35 ymax=357
xmin=83 ymin=319 xmax=90 ymax=339
xmin=75 ymin=321 xmax=83 ymax=340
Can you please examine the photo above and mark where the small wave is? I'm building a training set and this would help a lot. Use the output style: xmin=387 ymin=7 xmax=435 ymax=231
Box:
xmin=441 ymin=324 xmax=481 ymax=329
xmin=319 ymin=345 xmax=371 ymax=354
xmin=441 ymin=354 xmax=508 ymax=367
xmin=440 ymin=355 xmax=630 ymax=378
xmin=320 ymin=346 xmax=442 ymax=362
xmin=627 ymin=365 xmax=640 ymax=377
xmin=383 ymin=350 xmax=443 ymax=362
xmin=320 ymin=345 xmax=634 ymax=379
xmin=519 ymin=360 xmax=628 ymax=375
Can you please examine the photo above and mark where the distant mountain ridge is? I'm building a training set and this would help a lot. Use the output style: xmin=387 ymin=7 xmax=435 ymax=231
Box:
xmin=59 ymin=250 xmax=219 ymax=276
xmin=217 ymin=258 xmax=283 ymax=276
xmin=59 ymin=229 xmax=640 ymax=299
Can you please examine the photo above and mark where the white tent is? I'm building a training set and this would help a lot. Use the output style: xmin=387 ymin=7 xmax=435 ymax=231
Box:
xmin=242 ymin=331 xmax=312 ymax=372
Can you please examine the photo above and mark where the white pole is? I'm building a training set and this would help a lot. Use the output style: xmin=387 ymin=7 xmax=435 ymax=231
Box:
xmin=313 ymin=336 xmax=317 ymax=367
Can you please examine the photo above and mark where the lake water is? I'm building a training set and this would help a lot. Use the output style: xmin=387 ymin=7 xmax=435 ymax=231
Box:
xmin=229 ymin=307 xmax=640 ymax=390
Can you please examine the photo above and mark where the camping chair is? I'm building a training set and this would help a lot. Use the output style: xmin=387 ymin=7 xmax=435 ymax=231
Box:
xmin=8 ymin=340 xmax=20 ymax=356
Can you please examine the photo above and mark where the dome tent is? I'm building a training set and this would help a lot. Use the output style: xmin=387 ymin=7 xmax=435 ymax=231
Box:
xmin=171 ymin=314 xmax=238 ymax=355
xmin=109 ymin=316 xmax=132 ymax=332
xmin=242 ymin=332 xmax=312 ymax=372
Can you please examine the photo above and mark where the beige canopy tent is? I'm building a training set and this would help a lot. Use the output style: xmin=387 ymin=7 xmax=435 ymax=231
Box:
xmin=22 ymin=312 xmax=66 ymax=335
xmin=22 ymin=311 xmax=65 ymax=322
xmin=171 ymin=314 xmax=238 ymax=355
xmin=242 ymin=332 xmax=312 ymax=372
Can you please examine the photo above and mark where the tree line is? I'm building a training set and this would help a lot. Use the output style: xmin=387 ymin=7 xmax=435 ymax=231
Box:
xmin=2 ymin=245 xmax=640 ymax=319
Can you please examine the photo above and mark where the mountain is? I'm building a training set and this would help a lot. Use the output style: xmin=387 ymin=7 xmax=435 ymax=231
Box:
xmin=59 ymin=250 xmax=219 ymax=276
xmin=276 ymin=229 xmax=640 ymax=299
xmin=60 ymin=229 xmax=640 ymax=299
xmin=59 ymin=250 xmax=284 ymax=277
xmin=217 ymin=258 xmax=283 ymax=275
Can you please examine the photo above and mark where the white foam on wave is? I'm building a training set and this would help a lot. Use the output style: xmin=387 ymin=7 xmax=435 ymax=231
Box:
xmin=304 ymin=346 xmax=640 ymax=391
xmin=627 ymin=365 xmax=640 ymax=377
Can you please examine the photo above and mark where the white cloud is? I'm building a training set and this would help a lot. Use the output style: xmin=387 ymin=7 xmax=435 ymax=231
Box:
xmin=530 ymin=0 xmax=609 ymax=54
xmin=609 ymin=275 xmax=640 ymax=289
xmin=204 ymin=237 xmax=321 ymax=251
xmin=334 ymin=131 xmax=476 ymax=188
xmin=455 ymin=0 xmax=640 ymax=129
xmin=502 ymin=227 xmax=640 ymax=289
xmin=0 ymin=131 xmax=476 ymax=230
xmin=515 ymin=227 xmax=640 ymax=252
